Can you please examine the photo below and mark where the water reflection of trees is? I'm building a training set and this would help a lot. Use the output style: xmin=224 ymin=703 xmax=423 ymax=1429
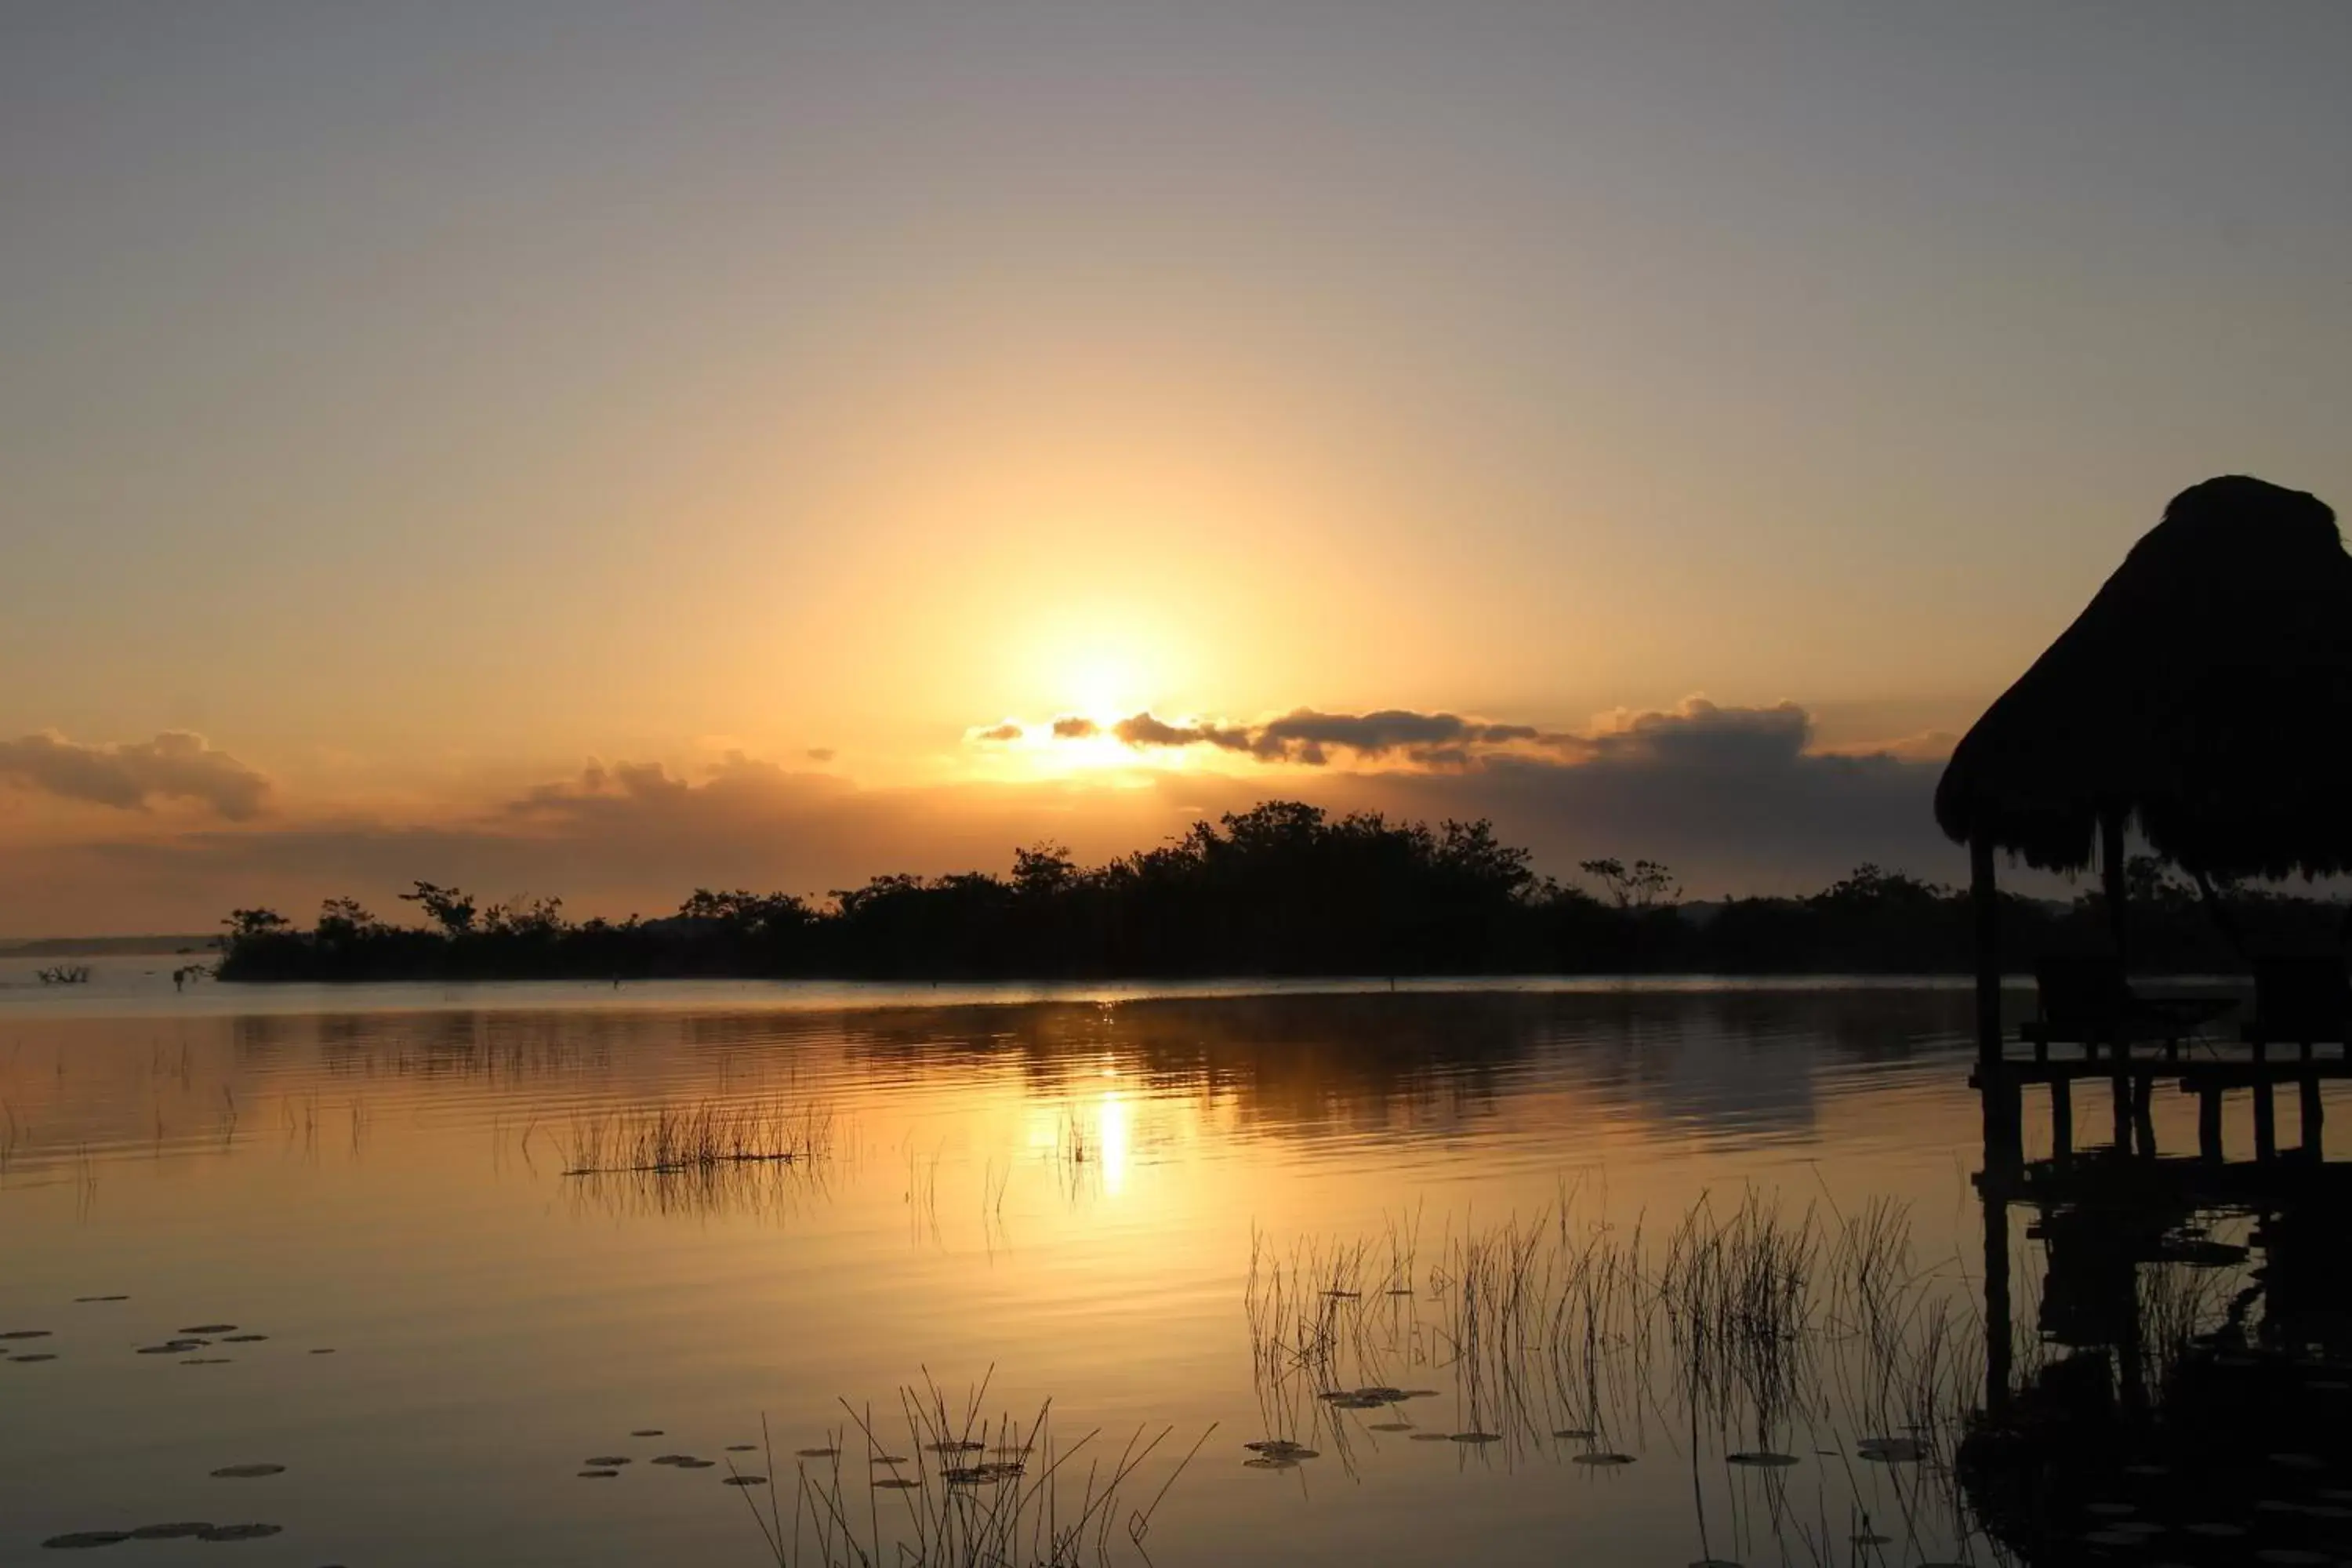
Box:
xmin=834 ymin=988 xmax=1971 ymax=1141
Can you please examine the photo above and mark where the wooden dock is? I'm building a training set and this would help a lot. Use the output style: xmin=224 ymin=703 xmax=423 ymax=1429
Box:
xmin=1975 ymin=1041 xmax=2347 ymax=1163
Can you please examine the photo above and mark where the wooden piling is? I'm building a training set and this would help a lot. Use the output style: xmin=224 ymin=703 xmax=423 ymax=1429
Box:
xmin=1973 ymin=836 xmax=2020 ymax=1159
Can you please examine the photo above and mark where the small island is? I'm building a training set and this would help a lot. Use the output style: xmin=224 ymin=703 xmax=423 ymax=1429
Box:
xmin=212 ymin=800 xmax=2342 ymax=983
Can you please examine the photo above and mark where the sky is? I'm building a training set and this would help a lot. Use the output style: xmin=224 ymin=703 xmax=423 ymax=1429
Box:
xmin=4 ymin=2 xmax=2350 ymax=934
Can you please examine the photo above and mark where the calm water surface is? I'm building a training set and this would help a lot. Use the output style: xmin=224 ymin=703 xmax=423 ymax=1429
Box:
xmin=0 ymin=973 xmax=2097 ymax=1566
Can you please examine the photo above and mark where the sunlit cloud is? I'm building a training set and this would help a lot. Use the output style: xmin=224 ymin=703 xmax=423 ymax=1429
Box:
xmin=0 ymin=697 xmax=1970 ymax=933
xmin=0 ymin=730 xmax=270 ymax=820
xmin=979 ymin=703 xmax=1570 ymax=770
xmin=1112 ymin=713 xmax=1254 ymax=753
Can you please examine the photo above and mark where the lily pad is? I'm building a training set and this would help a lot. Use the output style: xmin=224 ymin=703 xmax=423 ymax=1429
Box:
xmin=721 ymin=1475 xmax=768 ymax=1487
xmin=1369 ymin=1422 xmax=1414 ymax=1433
xmin=873 ymin=1477 xmax=920 ymax=1490
xmin=925 ymin=1440 xmax=985 ymax=1454
xmin=584 ymin=1457 xmax=631 ymax=1467
xmin=1450 ymin=1432 xmax=1501 ymax=1444
xmin=128 ymin=1524 xmax=212 ymax=1540
xmin=194 ymin=1524 xmax=281 ymax=1541
xmin=178 ymin=1324 xmax=238 ymax=1334
xmin=1857 ymin=1437 xmax=1925 ymax=1463
xmin=41 ymin=1534 xmax=132 ymax=1550
xmin=209 ymin=1465 xmax=285 ymax=1479
xmin=1552 ymin=1428 xmax=1597 ymax=1440
xmin=1243 ymin=1457 xmax=1298 ymax=1471
xmin=1408 ymin=1432 xmax=1454 ymax=1443
xmin=0 ymin=1330 xmax=53 ymax=1340
xmin=1727 ymin=1451 xmax=1798 ymax=1467
xmin=650 ymin=1454 xmax=696 ymax=1466
xmin=1244 ymin=1440 xmax=1319 ymax=1459
xmin=578 ymin=1470 xmax=619 ymax=1479
xmin=11 ymin=1352 xmax=60 ymax=1363
xmin=869 ymin=1454 xmax=910 ymax=1465
xmin=630 ymin=1428 xmax=663 ymax=1437
xmin=1573 ymin=1452 xmax=1635 ymax=1466
xmin=794 ymin=1447 xmax=840 ymax=1459
xmin=220 ymin=1334 xmax=267 ymax=1344
xmin=73 ymin=1295 xmax=129 ymax=1304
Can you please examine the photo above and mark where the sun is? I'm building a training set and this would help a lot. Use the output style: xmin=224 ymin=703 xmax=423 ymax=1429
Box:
xmin=1063 ymin=649 xmax=1145 ymax=724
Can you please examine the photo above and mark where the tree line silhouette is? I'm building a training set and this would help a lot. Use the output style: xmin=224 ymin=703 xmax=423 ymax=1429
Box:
xmin=212 ymin=800 xmax=2344 ymax=982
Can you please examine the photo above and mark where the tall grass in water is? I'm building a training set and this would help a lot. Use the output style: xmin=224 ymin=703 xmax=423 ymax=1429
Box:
xmin=1248 ymin=1188 xmax=2018 ymax=1560
xmin=564 ymin=1151 xmax=831 ymax=1225
xmin=563 ymin=1098 xmax=833 ymax=1177
xmin=735 ymin=1373 xmax=1210 ymax=1568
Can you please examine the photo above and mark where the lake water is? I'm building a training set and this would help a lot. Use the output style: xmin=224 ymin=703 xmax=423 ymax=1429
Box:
xmin=0 ymin=971 xmax=2304 ymax=1566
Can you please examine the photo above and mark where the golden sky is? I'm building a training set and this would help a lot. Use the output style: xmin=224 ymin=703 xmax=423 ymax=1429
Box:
xmin=4 ymin=5 xmax=2350 ymax=931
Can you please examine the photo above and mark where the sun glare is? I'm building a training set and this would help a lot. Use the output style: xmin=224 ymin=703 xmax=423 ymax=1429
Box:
xmin=1065 ymin=650 xmax=1143 ymax=721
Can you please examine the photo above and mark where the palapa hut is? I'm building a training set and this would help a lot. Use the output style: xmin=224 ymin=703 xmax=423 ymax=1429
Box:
xmin=1936 ymin=474 xmax=2352 ymax=1087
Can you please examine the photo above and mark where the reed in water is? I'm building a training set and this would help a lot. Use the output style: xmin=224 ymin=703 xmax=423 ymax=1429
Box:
xmin=562 ymin=1098 xmax=833 ymax=1177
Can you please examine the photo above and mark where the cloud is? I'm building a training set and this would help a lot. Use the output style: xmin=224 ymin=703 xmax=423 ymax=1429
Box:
xmin=991 ymin=706 xmax=1555 ymax=767
xmin=1817 ymin=730 xmax=1958 ymax=764
xmin=0 ymin=731 xmax=270 ymax=819
xmin=968 ymin=722 xmax=1025 ymax=743
xmin=1346 ymin=697 xmax=1949 ymax=894
xmin=949 ymin=695 xmax=1959 ymax=895
xmin=1112 ymin=713 xmax=1252 ymax=751
xmin=0 ymin=703 xmax=1976 ymax=935
xmin=806 ymin=748 xmax=837 ymax=764
xmin=1575 ymin=698 xmax=1812 ymax=768
xmin=1250 ymin=709 xmax=1544 ymax=765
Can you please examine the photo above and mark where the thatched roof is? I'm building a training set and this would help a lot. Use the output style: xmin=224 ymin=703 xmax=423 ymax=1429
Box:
xmin=1936 ymin=475 xmax=2352 ymax=879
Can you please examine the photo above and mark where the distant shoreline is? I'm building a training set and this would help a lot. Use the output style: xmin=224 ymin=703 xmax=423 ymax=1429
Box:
xmin=0 ymin=934 xmax=215 ymax=957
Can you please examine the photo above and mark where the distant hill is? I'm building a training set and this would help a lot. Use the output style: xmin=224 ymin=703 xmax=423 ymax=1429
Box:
xmin=0 ymin=935 xmax=218 ymax=957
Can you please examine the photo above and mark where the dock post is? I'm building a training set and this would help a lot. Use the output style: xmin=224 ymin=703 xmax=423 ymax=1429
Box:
xmin=1973 ymin=837 xmax=2020 ymax=1160
xmin=2052 ymin=1078 xmax=2073 ymax=1163
xmin=1982 ymin=1178 xmax=2013 ymax=1417
xmin=2255 ymin=1083 xmax=2278 ymax=1162
xmin=2132 ymin=1073 xmax=2157 ymax=1157
xmin=2198 ymin=1088 xmax=2223 ymax=1162
xmin=2111 ymin=1069 xmax=2133 ymax=1151
xmin=2302 ymin=1074 xmax=2325 ymax=1158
